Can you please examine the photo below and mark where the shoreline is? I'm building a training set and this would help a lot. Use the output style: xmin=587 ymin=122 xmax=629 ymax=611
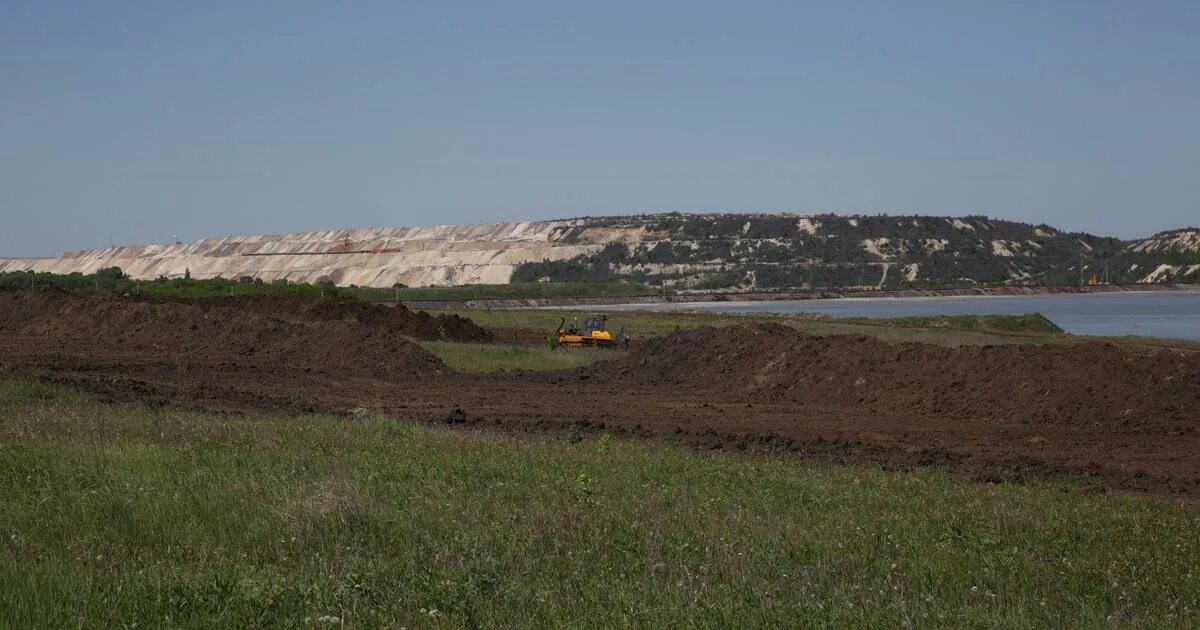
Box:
xmin=394 ymin=282 xmax=1200 ymax=310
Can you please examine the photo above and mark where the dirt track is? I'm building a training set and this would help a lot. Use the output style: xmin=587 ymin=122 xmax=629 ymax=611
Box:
xmin=2 ymin=292 xmax=1199 ymax=496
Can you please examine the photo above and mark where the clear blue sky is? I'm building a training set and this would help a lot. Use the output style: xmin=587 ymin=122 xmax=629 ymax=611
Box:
xmin=2 ymin=1 xmax=1197 ymax=256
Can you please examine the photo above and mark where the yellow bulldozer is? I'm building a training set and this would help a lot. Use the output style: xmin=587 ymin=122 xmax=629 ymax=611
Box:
xmin=553 ymin=314 xmax=630 ymax=349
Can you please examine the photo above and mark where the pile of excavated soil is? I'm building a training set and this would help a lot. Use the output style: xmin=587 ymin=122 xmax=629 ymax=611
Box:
xmin=0 ymin=292 xmax=447 ymax=379
xmin=590 ymin=323 xmax=1200 ymax=432
xmin=173 ymin=296 xmax=493 ymax=342
xmin=6 ymin=296 xmax=1200 ymax=495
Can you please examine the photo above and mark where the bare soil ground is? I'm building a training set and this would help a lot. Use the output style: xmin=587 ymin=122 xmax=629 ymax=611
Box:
xmin=2 ymin=292 xmax=1198 ymax=496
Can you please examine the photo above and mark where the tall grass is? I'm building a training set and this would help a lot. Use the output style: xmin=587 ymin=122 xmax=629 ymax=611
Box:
xmin=1 ymin=380 xmax=1198 ymax=627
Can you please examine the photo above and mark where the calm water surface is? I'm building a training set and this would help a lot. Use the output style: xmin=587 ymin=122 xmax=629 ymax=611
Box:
xmin=614 ymin=292 xmax=1200 ymax=341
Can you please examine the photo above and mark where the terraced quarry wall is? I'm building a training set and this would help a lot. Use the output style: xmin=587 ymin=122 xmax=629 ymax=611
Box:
xmin=0 ymin=220 xmax=642 ymax=288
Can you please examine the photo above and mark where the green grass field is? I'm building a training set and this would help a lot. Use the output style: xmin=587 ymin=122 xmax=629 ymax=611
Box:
xmin=2 ymin=380 xmax=1198 ymax=627
xmin=432 ymin=307 xmax=1080 ymax=350
xmin=419 ymin=341 xmax=606 ymax=373
xmin=838 ymin=313 xmax=1063 ymax=334
xmin=431 ymin=308 xmax=1066 ymax=338
xmin=432 ymin=307 xmax=1200 ymax=357
xmin=416 ymin=308 xmax=1200 ymax=374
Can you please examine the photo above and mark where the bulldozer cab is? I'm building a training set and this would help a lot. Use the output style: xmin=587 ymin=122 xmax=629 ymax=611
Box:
xmin=582 ymin=315 xmax=608 ymax=335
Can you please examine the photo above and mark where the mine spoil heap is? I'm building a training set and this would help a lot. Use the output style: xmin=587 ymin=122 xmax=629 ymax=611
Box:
xmin=2 ymin=217 xmax=1198 ymax=288
xmin=0 ymin=292 xmax=462 ymax=379
xmin=3 ymin=293 xmax=1199 ymax=494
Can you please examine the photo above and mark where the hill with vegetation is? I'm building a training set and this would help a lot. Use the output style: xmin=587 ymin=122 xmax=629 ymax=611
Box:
xmin=2 ymin=214 xmax=1197 ymax=291
xmin=514 ymin=214 xmax=1200 ymax=289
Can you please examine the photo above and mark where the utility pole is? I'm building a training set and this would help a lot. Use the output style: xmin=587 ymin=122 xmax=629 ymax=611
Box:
xmin=1079 ymin=252 xmax=1085 ymax=285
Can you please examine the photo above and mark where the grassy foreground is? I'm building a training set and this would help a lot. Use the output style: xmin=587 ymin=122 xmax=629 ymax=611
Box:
xmin=2 ymin=381 xmax=1199 ymax=627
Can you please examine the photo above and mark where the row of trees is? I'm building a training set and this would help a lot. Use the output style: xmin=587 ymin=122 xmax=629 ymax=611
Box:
xmin=0 ymin=269 xmax=351 ymax=299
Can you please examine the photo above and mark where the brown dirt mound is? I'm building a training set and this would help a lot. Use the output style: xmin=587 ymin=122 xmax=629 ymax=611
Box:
xmin=169 ymin=296 xmax=492 ymax=342
xmin=6 ymin=296 xmax=1200 ymax=495
xmin=589 ymin=323 xmax=1200 ymax=432
xmin=0 ymin=292 xmax=447 ymax=380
